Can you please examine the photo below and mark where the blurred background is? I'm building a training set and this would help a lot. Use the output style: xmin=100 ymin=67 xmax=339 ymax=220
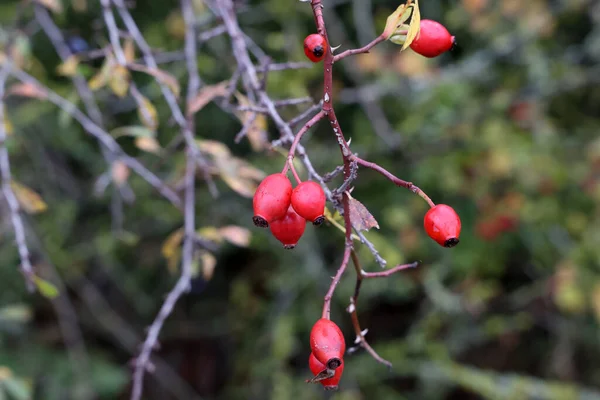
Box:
xmin=1 ymin=0 xmax=600 ymax=399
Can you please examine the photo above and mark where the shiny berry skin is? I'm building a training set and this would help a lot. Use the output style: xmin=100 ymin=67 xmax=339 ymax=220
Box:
xmin=291 ymin=181 xmax=326 ymax=225
xmin=410 ymin=19 xmax=455 ymax=58
xmin=253 ymin=174 xmax=292 ymax=228
xmin=303 ymin=34 xmax=328 ymax=63
xmin=424 ymin=204 xmax=461 ymax=247
xmin=269 ymin=205 xmax=306 ymax=249
xmin=309 ymin=353 xmax=344 ymax=390
xmin=310 ymin=318 xmax=345 ymax=370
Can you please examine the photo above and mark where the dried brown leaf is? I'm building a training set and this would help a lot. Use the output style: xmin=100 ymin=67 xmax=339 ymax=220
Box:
xmin=34 ymin=0 xmax=63 ymax=13
xmin=135 ymin=136 xmax=161 ymax=154
xmin=348 ymin=196 xmax=379 ymax=231
xmin=108 ymin=65 xmax=130 ymax=98
xmin=11 ymin=181 xmax=48 ymax=214
xmin=111 ymin=161 xmax=130 ymax=186
xmin=187 ymin=81 xmax=229 ymax=115
xmin=7 ymin=83 xmax=47 ymax=99
xmin=218 ymin=226 xmax=251 ymax=247
xmin=134 ymin=93 xmax=159 ymax=131
xmin=201 ymin=252 xmax=217 ymax=281
xmin=128 ymin=63 xmax=180 ymax=98
xmin=56 ymin=55 xmax=80 ymax=77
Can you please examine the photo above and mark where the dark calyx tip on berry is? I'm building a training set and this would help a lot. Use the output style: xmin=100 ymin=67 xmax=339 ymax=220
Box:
xmin=252 ymin=216 xmax=269 ymax=228
xmin=444 ymin=238 xmax=460 ymax=248
xmin=283 ymin=244 xmax=297 ymax=250
xmin=326 ymin=358 xmax=342 ymax=370
xmin=313 ymin=45 xmax=324 ymax=57
xmin=312 ymin=216 xmax=325 ymax=226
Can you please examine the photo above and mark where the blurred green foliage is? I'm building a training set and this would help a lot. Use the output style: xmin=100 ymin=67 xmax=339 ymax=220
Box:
xmin=1 ymin=0 xmax=600 ymax=399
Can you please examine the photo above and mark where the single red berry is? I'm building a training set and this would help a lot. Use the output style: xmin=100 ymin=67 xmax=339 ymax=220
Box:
xmin=253 ymin=173 xmax=292 ymax=228
xmin=291 ymin=181 xmax=326 ymax=225
xmin=309 ymin=318 xmax=345 ymax=370
xmin=424 ymin=204 xmax=461 ymax=247
xmin=410 ymin=19 xmax=455 ymax=58
xmin=269 ymin=205 xmax=306 ymax=249
xmin=303 ymin=34 xmax=328 ymax=63
xmin=308 ymin=352 xmax=344 ymax=391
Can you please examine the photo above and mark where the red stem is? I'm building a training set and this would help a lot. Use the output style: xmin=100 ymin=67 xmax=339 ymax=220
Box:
xmin=333 ymin=33 xmax=387 ymax=63
xmin=287 ymin=109 xmax=325 ymax=162
xmin=288 ymin=159 xmax=302 ymax=184
xmin=362 ymin=262 xmax=419 ymax=278
xmin=351 ymin=155 xmax=435 ymax=208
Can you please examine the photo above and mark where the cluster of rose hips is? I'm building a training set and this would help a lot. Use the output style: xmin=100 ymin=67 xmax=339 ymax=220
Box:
xmin=252 ymin=173 xmax=326 ymax=248
xmin=304 ymin=19 xmax=455 ymax=62
xmin=306 ymin=318 xmax=346 ymax=390
xmin=253 ymin=172 xmax=461 ymax=250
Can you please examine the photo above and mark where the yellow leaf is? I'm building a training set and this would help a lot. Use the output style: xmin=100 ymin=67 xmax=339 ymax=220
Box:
xmin=72 ymin=0 xmax=87 ymax=12
xmin=201 ymin=252 xmax=217 ymax=281
xmin=166 ymin=12 xmax=187 ymax=40
xmin=108 ymin=65 xmax=130 ymax=98
xmin=402 ymin=0 xmax=420 ymax=51
xmin=34 ymin=276 xmax=59 ymax=299
xmin=123 ymin=38 xmax=136 ymax=64
xmin=134 ymin=93 xmax=158 ymax=131
xmin=135 ymin=136 xmax=161 ymax=154
xmin=218 ymin=226 xmax=251 ymax=247
xmin=247 ymin=113 xmax=269 ymax=152
xmin=383 ymin=2 xmax=412 ymax=40
xmin=220 ymin=174 xmax=257 ymax=198
xmin=187 ymin=81 xmax=229 ymax=116
xmin=7 ymin=83 xmax=47 ymax=100
xmin=234 ymin=92 xmax=269 ymax=151
xmin=197 ymin=139 xmax=231 ymax=158
xmin=237 ymin=160 xmax=266 ymax=181
xmin=4 ymin=108 xmax=13 ymax=136
xmin=56 ymin=55 xmax=80 ymax=77
xmin=11 ymin=181 xmax=47 ymax=214
xmin=162 ymin=228 xmax=184 ymax=274
xmin=553 ymin=264 xmax=586 ymax=315
xmin=88 ymin=55 xmax=113 ymax=91
xmin=34 ymin=0 xmax=63 ymax=14
xmin=197 ymin=226 xmax=223 ymax=243
xmin=128 ymin=63 xmax=180 ymax=98
xmin=111 ymin=161 xmax=130 ymax=186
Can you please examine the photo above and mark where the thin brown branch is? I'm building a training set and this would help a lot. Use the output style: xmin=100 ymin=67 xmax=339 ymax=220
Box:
xmin=333 ymin=33 xmax=387 ymax=62
xmin=351 ymin=155 xmax=435 ymax=207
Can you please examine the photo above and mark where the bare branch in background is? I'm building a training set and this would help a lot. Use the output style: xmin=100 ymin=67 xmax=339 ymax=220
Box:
xmin=0 ymin=61 xmax=36 ymax=291
xmin=131 ymin=0 xmax=201 ymax=396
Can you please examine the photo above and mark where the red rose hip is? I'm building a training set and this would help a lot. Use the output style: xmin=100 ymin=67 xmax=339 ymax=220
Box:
xmin=269 ymin=205 xmax=306 ymax=249
xmin=304 ymin=34 xmax=328 ymax=63
xmin=424 ymin=204 xmax=461 ymax=247
xmin=308 ymin=352 xmax=344 ymax=390
xmin=252 ymin=173 xmax=292 ymax=228
xmin=410 ymin=19 xmax=455 ymax=58
xmin=291 ymin=181 xmax=326 ymax=225
xmin=310 ymin=318 xmax=345 ymax=370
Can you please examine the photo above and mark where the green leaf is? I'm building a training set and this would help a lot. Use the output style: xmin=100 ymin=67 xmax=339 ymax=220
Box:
xmin=2 ymin=377 xmax=31 ymax=400
xmin=110 ymin=126 xmax=155 ymax=139
xmin=34 ymin=277 xmax=59 ymax=299
xmin=0 ymin=304 xmax=32 ymax=323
